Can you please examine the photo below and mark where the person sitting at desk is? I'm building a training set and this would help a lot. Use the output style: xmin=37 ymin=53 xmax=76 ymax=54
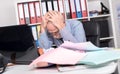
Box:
xmin=38 ymin=11 xmax=86 ymax=49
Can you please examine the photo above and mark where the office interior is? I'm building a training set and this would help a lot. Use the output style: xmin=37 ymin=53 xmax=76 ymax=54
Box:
xmin=0 ymin=0 xmax=120 ymax=74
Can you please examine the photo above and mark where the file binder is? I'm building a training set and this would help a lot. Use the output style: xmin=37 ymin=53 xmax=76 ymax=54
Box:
xmin=23 ymin=3 xmax=30 ymax=24
xmin=51 ymin=0 xmax=54 ymax=10
xmin=31 ymin=25 xmax=38 ymax=41
xmin=53 ymin=0 xmax=59 ymax=11
xmin=31 ymin=25 xmax=39 ymax=47
xmin=65 ymin=0 xmax=71 ymax=19
xmin=17 ymin=3 xmax=26 ymax=24
xmin=47 ymin=0 xmax=53 ymax=11
xmin=68 ymin=0 xmax=77 ymax=18
xmin=80 ymin=0 xmax=88 ymax=17
xmin=29 ymin=2 xmax=37 ymax=24
xmin=41 ymin=1 xmax=47 ymax=15
xmin=35 ymin=1 xmax=42 ymax=23
xmin=74 ymin=0 xmax=82 ymax=18
xmin=45 ymin=0 xmax=48 ymax=12
xmin=36 ymin=25 xmax=41 ymax=38
xmin=58 ymin=0 xmax=64 ymax=14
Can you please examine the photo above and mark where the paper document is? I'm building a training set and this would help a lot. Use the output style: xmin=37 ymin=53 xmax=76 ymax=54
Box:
xmin=78 ymin=50 xmax=120 ymax=65
xmin=60 ymin=41 xmax=105 ymax=51
xmin=29 ymin=47 xmax=86 ymax=67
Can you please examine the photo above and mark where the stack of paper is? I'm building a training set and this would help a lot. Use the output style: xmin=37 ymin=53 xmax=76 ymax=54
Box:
xmin=60 ymin=41 xmax=105 ymax=51
xmin=29 ymin=47 xmax=86 ymax=67
xmin=78 ymin=50 xmax=120 ymax=65
xmin=29 ymin=41 xmax=120 ymax=68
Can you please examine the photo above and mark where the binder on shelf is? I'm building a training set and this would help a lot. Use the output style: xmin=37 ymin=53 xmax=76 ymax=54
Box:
xmin=41 ymin=1 xmax=47 ymax=15
xmin=68 ymin=0 xmax=77 ymax=18
xmin=65 ymin=0 xmax=71 ymax=19
xmin=53 ymin=0 xmax=59 ymax=11
xmin=47 ymin=0 xmax=53 ymax=11
xmin=23 ymin=3 xmax=30 ymax=24
xmin=36 ymin=25 xmax=41 ymax=38
xmin=31 ymin=25 xmax=39 ymax=47
xmin=74 ymin=0 xmax=82 ymax=18
xmin=17 ymin=3 xmax=26 ymax=24
xmin=58 ymin=0 xmax=64 ymax=15
xmin=80 ymin=0 xmax=88 ymax=17
xmin=35 ymin=1 xmax=42 ymax=23
xmin=31 ymin=25 xmax=38 ymax=41
xmin=45 ymin=0 xmax=48 ymax=12
xmin=51 ymin=0 xmax=54 ymax=10
xmin=28 ymin=2 xmax=37 ymax=24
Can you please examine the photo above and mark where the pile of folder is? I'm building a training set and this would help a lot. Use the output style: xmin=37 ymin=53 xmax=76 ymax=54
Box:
xmin=17 ymin=0 xmax=88 ymax=25
xmin=29 ymin=41 xmax=120 ymax=70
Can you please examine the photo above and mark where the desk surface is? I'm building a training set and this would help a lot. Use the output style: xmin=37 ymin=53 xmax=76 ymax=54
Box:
xmin=3 ymin=62 xmax=117 ymax=74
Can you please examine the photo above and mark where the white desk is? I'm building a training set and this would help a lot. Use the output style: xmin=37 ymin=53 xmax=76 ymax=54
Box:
xmin=3 ymin=62 xmax=117 ymax=74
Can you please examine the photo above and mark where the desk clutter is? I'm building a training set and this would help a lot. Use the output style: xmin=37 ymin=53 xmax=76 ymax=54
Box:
xmin=29 ymin=41 xmax=120 ymax=72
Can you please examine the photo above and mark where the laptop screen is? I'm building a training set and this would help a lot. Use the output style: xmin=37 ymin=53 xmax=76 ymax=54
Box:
xmin=0 ymin=25 xmax=34 ymax=52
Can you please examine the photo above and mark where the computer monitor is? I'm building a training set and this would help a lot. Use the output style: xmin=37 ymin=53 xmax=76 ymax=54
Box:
xmin=0 ymin=25 xmax=34 ymax=52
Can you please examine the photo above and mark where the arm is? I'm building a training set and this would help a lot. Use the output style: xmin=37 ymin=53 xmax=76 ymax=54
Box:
xmin=38 ymin=14 xmax=53 ymax=49
xmin=38 ymin=31 xmax=53 ymax=49
xmin=60 ymin=20 xmax=86 ymax=43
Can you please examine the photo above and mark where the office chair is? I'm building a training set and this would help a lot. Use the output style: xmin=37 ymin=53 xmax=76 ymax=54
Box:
xmin=82 ymin=20 xmax=100 ymax=47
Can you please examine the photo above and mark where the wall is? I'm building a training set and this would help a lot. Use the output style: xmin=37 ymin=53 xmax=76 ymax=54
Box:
xmin=0 ymin=0 xmax=17 ymax=26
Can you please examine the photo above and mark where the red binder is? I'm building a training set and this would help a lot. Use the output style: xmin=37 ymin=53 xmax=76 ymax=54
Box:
xmin=68 ymin=0 xmax=77 ymax=18
xmin=28 ymin=2 xmax=37 ymax=24
xmin=17 ymin=3 xmax=26 ymax=24
xmin=35 ymin=1 xmax=42 ymax=23
xmin=80 ymin=0 xmax=88 ymax=17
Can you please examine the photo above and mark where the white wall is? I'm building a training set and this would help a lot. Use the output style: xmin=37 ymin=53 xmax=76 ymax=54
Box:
xmin=0 ymin=0 xmax=17 ymax=26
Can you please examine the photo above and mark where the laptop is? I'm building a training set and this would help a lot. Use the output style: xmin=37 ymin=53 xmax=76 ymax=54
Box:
xmin=0 ymin=25 xmax=39 ymax=64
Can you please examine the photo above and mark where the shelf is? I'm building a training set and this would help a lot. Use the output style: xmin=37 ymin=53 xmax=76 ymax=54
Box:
xmin=100 ymin=36 xmax=114 ymax=41
xmin=67 ymin=14 xmax=110 ymax=20
xmin=28 ymin=23 xmax=41 ymax=26
xmin=89 ymin=14 xmax=111 ymax=18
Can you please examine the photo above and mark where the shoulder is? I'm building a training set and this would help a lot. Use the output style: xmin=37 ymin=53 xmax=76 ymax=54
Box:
xmin=66 ymin=20 xmax=83 ymax=27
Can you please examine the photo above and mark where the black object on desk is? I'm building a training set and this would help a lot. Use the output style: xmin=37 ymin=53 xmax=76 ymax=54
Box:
xmin=0 ymin=25 xmax=39 ymax=64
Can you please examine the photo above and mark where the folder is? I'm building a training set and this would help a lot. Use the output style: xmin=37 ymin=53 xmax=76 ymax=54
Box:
xmin=53 ymin=0 xmax=59 ymax=11
xmin=80 ymin=0 xmax=88 ymax=17
xmin=31 ymin=25 xmax=38 ymax=41
xmin=74 ymin=0 xmax=82 ymax=18
xmin=64 ymin=0 xmax=71 ymax=19
xmin=58 ymin=0 xmax=64 ymax=15
xmin=41 ymin=1 xmax=47 ymax=15
xmin=45 ymin=0 xmax=48 ymax=12
xmin=51 ymin=0 xmax=54 ymax=10
xmin=28 ymin=2 xmax=37 ymax=24
xmin=17 ymin=3 xmax=26 ymax=24
xmin=79 ymin=50 xmax=120 ymax=65
xmin=23 ymin=3 xmax=30 ymax=24
xmin=31 ymin=25 xmax=39 ymax=47
xmin=34 ymin=1 xmax=42 ymax=23
xmin=29 ymin=47 xmax=86 ymax=67
xmin=68 ymin=0 xmax=77 ymax=18
xmin=36 ymin=25 xmax=41 ymax=38
xmin=47 ymin=0 xmax=53 ymax=11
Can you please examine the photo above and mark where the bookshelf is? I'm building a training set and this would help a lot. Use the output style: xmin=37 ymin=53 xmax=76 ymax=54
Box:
xmin=15 ymin=0 xmax=120 ymax=48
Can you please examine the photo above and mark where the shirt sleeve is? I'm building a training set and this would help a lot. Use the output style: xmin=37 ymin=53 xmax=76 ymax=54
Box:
xmin=60 ymin=20 xmax=86 ymax=43
xmin=38 ymin=31 xmax=52 ymax=49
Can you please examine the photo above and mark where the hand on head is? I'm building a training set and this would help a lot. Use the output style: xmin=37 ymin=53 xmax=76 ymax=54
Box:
xmin=41 ymin=11 xmax=65 ymax=38
xmin=45 ymin=11 xmax=65 ymax=30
